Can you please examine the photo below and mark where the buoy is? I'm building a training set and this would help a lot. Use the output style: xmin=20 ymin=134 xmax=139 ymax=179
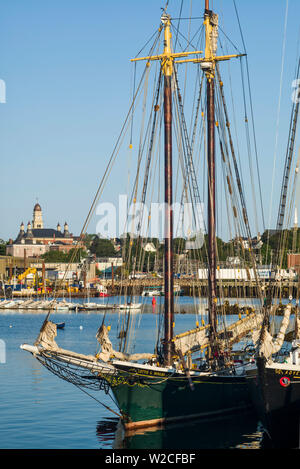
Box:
xmin=79 ymin=325 xmax=83 ymax=330
xmin=279 ymin=376 xmax=290 ymax=387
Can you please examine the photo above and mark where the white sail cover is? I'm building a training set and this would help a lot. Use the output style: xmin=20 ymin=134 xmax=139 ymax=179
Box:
xmin=219 ymin=312 xmax=264 ymax=349
xmin=34 ymin=321 xmax=154 ymax=364
xmin=34 ymin=321 xmax=99 ymax=362
xmin=253 ymin=304 xmax=292 ymax=359
xmin=35 ymin=320 xmax=59 ymax=351
xmin=173 ymin=311 xmax=264 ymax=356
xmin=211 ymin=13 xmax=219 ymax=56
xmin=296 ymin=315 xmax=300 ymax=339
xmin=173 ymin=325 xmax=210 ymax=356
xmin=96 ymin=325 xmax=154 ymax=362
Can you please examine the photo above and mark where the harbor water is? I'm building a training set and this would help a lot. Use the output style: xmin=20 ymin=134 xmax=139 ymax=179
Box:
xmin=0 ymin=296 xmax=286 ymax=449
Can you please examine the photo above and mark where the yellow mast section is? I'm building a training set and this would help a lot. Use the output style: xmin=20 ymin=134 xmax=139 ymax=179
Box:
xmin=131 ymin=14 xmax=203 ymax=75
xmin=175 ymin=9 xmax=245 ymax=77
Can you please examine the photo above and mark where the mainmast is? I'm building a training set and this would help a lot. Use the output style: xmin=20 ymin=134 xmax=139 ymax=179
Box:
xmin=176 ymin=1 xmax=244 ymax=351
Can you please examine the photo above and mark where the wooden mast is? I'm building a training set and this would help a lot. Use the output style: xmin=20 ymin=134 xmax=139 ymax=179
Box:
xmin=162 ymin=15 xmax=174 ymax=366
xmin=204 ymin=0 xmax=217 ymax=342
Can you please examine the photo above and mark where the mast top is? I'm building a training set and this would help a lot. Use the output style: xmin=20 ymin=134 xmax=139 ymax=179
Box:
xmin=131 ymin=15 xmax=203 ymax=76
xmin=175 ymin=6 xmax=245 ymax=78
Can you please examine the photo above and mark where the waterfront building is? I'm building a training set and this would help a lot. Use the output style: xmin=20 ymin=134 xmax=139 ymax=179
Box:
xmin=6 ymin=203 xmax=77 ymax=257
xmin=287 ymin=253 xmax=300 ymax=278
xmin=96 ymin=257 xmax=123 ymax=276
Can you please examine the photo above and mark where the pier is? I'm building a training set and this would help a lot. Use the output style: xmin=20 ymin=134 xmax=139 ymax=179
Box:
xmin=1 ymin=254 xmax=298 ymax=300
xmin=103 ymin=278 xmax=299 ymax=299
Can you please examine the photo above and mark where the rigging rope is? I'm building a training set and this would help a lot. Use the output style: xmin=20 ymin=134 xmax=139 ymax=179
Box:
xmin=40 ymin=26 xmax=164 ymax=330
xmin=267 ymin=0 xmax=289 ymax=241
xmin=233 ymin=0 xmax=266 ymax=232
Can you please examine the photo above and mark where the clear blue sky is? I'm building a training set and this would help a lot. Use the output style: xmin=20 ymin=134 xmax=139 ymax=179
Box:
xmin=0 ymin=0 xmax=299 ymax=242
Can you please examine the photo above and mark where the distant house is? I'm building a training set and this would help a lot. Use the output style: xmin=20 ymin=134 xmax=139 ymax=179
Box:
xmin=251 ymin=234 xmax=263 ymax=250
xmin=242 ymin=237 xmax=251 ymax=249
xmin=143 ymin=242 xmax=157 ymax=253
xmin=232 ymin=234 xmax=263 ymax=251
xmin=226 ymin=256 xmax=241 ymax=266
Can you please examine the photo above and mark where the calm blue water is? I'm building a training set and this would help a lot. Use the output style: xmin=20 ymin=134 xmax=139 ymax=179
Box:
xmin=0 ymin=296 xmax=269 ymax=449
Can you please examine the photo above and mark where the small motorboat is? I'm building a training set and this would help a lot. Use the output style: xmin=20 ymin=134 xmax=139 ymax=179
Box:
xmin=55 ymin=322 xmax=65 ymax=330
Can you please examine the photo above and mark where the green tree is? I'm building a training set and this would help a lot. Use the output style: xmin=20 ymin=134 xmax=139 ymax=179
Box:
xmin=65 ymin=248 xmax=88 ymax=262
xmin=41 ymin=250 xmax=68 ymax=262
xmin=41 ymin=247 xmax=88 ymax=263
xmin=260 ymin=229 xmax=300 ymax=267
xmin=90 ymin=236 xmax=116 ymax=257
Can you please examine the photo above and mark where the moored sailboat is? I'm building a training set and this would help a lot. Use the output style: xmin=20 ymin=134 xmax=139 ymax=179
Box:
xmin=246 ymin=59 xmax=300 ymax=446
xmin=21 ymin=1 xmax=266 ymax=431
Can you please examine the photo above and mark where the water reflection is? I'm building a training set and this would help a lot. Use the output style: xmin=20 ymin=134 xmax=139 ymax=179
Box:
xmin=96 ymin=417 xmax=119 ymax=448
xmin=96 ymin=412 xmax=264 ymax=449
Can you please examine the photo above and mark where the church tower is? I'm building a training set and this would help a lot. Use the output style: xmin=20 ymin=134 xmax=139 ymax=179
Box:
xmin=32 ymin=203 xmax=44 ymax=229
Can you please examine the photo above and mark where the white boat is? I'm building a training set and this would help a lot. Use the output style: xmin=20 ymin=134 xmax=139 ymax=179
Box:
xmin=64 ymin=302 xmax=76 ymax=310
xmin=54 ymin=301 xmax=70 ymax=311
xmin=26 ymin=301 xmax=44 ymax=309
xmin=14 ymin=300 xmax=25 ymax=308
xmin=37 ymin=300 xmax=52 ymax=309
xmin=0 ymin=300 xmax=12 ymax=308
xmin=141 ymin=288 xmax=162 ymax=297
xmin=79 ymin=302 xmax=99 ymax=311
xmin=18 ymin=299 xmax=35 ymax=309
xmin=118 ymin=303 xmax=142 ymax=310
xmin=3 ymin=300 xmax=19 ymax=309
xmin=36 ymin=301 xmax=49 ymax=309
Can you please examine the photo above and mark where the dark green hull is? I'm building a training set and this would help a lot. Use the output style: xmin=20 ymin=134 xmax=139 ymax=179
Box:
xmin=102 ymin=362 xmax=252 ymax=429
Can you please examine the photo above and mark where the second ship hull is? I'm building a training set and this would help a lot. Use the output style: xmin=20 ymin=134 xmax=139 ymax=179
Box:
xmin=247 ymin=358 xmax=300 ymax=448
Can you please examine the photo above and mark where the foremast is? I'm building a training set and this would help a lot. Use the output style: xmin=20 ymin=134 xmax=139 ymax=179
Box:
xmin=131 ymin=14 xmax=202 ymax=366
xmin=204 ymin=4 xmax=218 ymax=344
xmin=162 ymin=16 xmax=174 ymax=366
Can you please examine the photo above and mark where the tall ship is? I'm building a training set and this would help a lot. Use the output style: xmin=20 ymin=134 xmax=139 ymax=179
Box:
xmin=21 ymin=1 xmax=267 ymax=431
xmin=246 ymin=57 xmax=300 ymax=448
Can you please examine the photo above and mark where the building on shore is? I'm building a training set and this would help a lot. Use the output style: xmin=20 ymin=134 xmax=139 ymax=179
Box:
xmin=6 ymin=203 xmax=80 ymax=257
xmin=95 ymin=257 xmax=123 ymax=278
xmin=287 ymin=253 xmax=300 ymax=277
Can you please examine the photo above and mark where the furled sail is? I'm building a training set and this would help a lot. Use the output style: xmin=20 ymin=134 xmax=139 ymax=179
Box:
xmin=34 ymin=321 xmax=99 ymax=362
xmin=210 ymin=13 xmax=219 ymax=56
xmin=253 ymin=304 xmax=292 ymax=359
xmin=173 ymin=311 xmax=264 ymax=356
xmin=218 ymin=311 xmax=264 ymax=349
xmin=296 ymin=316 xmax=300 ymax=339
xmin=96 ymin=325 xmax=155 ymax=362
xmin=34 ymin=321 xmax=154 ymax=363
xmin=173 ymin=325 xmax=210 ymax=356
xmin=35 ymin=320 xmax=60 ymax=351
